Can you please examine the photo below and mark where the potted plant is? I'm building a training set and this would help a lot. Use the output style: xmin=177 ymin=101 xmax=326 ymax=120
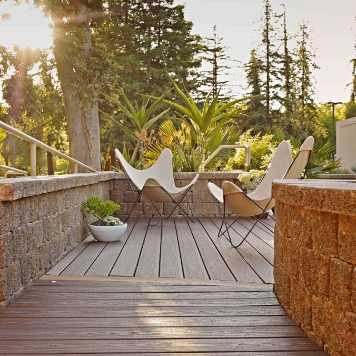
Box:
xmin=82 ymin=196 xmax=127 ymax=242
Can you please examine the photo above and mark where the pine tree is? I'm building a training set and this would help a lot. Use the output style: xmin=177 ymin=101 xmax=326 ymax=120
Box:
xmin=103 ymin=0 xmax=202 ymax=101
xmin=345 ymin=59 xmax=356 ymax=119
xmin=201 ymin=25 xmax=235 ymax=100
xmin=242 ymin=49 xmax=266 ymax=133
xmin=279 ymin=5 xmax=294 ymax=132
xmin=293 ymin=22 xmax=324 ymax=138
xmin=255 ymin=0 xmax=283 ymax=129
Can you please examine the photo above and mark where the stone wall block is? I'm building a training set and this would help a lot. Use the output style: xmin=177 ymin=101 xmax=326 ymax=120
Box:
xmin=20 ymin=253 xmax=32 ymax=285
xmin=193 ymin=191 xmax=213 ymax=204
xmin=312 ymin=295 xmax=348 ymax=356
xmin=65 ymin=226 xmax=76 ymax=250
xmin=338 ymin=215 xmax=356 ymax=264
xmin=343 ymin=312 xmax=356 ymax=356
xmin=12 ymin=227 xmax=27 ymax=262
xmin=163 ymin=203 xmax=180 ymax=216
xmin=113 ymin=179 xmax=129 ymax=192
xmin=27 ymin=221 xmax=43 ymax=253
xmin=43 ymin=216 xmax=55 ymax=242
xmin=330 ymin=258 xmax=353 ymax=311
xmin=110 ymin=190 xmax=124 ymax=204
xmin=351 ymin=268 xmax=356 ymax=312
xmin=274 ymin=264 xmax=291 ymax=310
xmin=124 ymin=191 xmax=139 ymax=204
xmin=290 ymin=207 xmax=312 ymax=248
xmin=290 ymin=278 xmax=312 ymax=330
xmin=312 ymin=211 xmax=338 ymax=256
xmin=127 ymin=203 xmax=143 ymax=217
xmin=144 ymin=203 xmax=163 ymax=217
xmin=300 ymin=246 xmax=330 ymax=299
xmin=57 ymin=191 xmax=66 ymax=212
xmin=0 ymin=262 xmax=21 ymax=301
xmin=192 ymin=179 xmax=209 ymax=192
xmin=0 ymin=232 xmax=13 ymax=269
xmin=28 ymin=195 xmax=39 ymax=223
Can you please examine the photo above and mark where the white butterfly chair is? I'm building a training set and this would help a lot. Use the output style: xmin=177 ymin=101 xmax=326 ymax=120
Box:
xmin=208 ymin=136 xmax=314 ymax=248
xmin=115 ymin=148 xmax=199 ymax=226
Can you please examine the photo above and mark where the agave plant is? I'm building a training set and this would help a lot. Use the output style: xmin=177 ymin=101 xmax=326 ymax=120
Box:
xmin=100 ymin=89 xmax=171 ymax=160
xmin=305 ymin=141 xmax=342 ymax=178
xmin=146 ymin=77 xmax=250 ymax=170
xmin=146 ymin=119 xmax=240 ymax=172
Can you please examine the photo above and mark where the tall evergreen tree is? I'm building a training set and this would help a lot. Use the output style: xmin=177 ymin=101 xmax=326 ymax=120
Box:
xmin=255 ymin=0 xmax=282 ymax=129
xmin=293 ymin=22 xmax=324 ymax=138
xmin=242 ymin=49 xmax=266 ymax=133
xmin=201 ymin=25 xmax=234 ymax=100
xmin=279 ymin=4 xmax=294 ymax=132
xmin=102 ymin=0 xmax=202 ymax=101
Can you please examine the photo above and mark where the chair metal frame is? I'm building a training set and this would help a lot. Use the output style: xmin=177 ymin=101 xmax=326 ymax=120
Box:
xmin=122 ymin=158 xmax=196 ymax=226
xmin=211 ymin=144 xmax=312 ymax=249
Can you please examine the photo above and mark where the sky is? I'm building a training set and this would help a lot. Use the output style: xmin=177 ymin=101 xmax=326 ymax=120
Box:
xmin=175 ymin=0 xmax=356 ymax=104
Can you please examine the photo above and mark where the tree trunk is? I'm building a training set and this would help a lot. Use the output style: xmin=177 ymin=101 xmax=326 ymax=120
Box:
xmin=47 ymin=152 xmax=55 ymax=175
xmin=110 ymin=150 xmax=116 ymax=169
xmin=51 ymin=1 xmax=101 ymax=172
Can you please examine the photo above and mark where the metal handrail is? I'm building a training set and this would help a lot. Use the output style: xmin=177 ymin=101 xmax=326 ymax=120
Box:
xmin=203 ymin=144 xmax=251 ymax=171
xmin=0 ymin=121 xmax=96 ymax=176
xmin=0 ymin=165 xmax=27 ymax=178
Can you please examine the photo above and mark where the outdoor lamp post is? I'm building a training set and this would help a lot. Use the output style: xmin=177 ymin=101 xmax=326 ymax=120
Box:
xmin=327 ymin=101 xmax=342 ymax=161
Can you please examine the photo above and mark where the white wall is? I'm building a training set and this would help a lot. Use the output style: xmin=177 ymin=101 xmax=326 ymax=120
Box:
xmin=336 ymin=117 xmax=356 ymax=171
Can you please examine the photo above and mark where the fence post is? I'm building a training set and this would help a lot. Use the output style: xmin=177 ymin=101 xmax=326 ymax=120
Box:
xmin=30 ymin=143 xmax=36 ymax=176
xmin=73 ymin=163 xmax=78 ymax=173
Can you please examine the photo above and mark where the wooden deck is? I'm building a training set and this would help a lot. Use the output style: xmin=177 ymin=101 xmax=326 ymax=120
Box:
xmin=0 ymin=275 xmax=327 ymax=355
xmin=47 ymin=217 xmax=276 ymax=284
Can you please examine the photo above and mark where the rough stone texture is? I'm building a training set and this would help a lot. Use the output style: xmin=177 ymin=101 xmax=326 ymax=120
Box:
xmin=0 ymin=172 xmax=114 ymax=307
xmin=273 ymin=179 xmax=356 ymax=356
xmin=110 ymin=171 xmax=243 ymax=218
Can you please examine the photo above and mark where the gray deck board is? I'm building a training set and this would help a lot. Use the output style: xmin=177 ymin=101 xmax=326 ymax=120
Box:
xmin=47 ymin=217 xmax=277 ymax=284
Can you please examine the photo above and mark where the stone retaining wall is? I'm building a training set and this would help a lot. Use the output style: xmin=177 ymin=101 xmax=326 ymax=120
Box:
xmin=110 ymin=172 xmax=243 ymax=218
xmin=273 ymin=179 xmax=356 ymax=356
xmin=0 ymin=172 xmax=115 ymax=307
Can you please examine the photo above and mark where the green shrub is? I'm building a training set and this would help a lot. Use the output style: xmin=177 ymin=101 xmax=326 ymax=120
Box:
xmin=237 ymin=170 xmax=265 ymax=190
xmin=225 ymin=130 xmax=275 ymax=171
xmin=82 ymin=196 xmax=121 ymax=222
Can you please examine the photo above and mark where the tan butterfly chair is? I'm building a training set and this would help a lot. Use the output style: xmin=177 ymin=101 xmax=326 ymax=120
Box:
xmin=115 ymin=148 xmax=199 ymax=226
xmin=208 ymin=136 xmax=314 ymax=248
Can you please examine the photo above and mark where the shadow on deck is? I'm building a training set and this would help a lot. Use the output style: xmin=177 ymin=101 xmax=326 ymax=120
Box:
xmin=0 ymin=217 xmax=328 ymax=355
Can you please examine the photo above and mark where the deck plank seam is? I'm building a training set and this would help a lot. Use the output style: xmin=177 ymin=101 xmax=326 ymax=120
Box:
xmin=133 ymin=218 xmax=151 ymax=277
xmin=208 ymin=217 xmax=269 ymax=283
xmin=174 ymin=218 xmax=185 ymax=279
xmin=108 ymin=217 xmax=139 ymax=276
xmin=224 ymin=217 xmax=274 ymax=268
xmin=183 ymin=217 xmax=212 ymax=280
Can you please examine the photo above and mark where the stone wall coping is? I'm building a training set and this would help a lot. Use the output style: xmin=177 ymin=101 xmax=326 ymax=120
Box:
xmin=0 ymin=172 xmax=118 ymax=201
xmin=315 ymin=174 xmax=356 ymax=180
xmin=272 ymin=179 xmax=356 ymax=215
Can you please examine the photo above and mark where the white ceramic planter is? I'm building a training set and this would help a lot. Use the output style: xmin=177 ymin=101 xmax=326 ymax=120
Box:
xmin=88 ymin=223 xmax=128 ymax=242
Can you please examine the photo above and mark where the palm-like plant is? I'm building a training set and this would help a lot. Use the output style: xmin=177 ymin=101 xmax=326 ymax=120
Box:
xmin=146 ymin=77 xmax=250 ymax=169
xmin=305 ymin=141 xmax=342 ymax=178
xmin=100 ymin=89 xmax=171 ymax=159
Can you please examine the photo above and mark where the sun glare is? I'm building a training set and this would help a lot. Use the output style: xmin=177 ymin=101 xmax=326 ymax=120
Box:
xmin=0 ymin=3 xmax=52 ymax=50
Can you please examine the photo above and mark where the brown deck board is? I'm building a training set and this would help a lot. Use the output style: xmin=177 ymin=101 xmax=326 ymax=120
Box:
xmin=174 ymin=218 xmax=209 ymax=280
xmin=160 ymin=218 xmax=184 ymax=278
xmin=186 ymin=219 xmax=235 ymax=281
xmin=135 ymin=218 xmax=161 ymax=278
xmin=211 ymin=217 xmax=274 ymax=284
xmin=85 ymin=218 xmax=138 ymax=276
xmin=198 ymin=217 xmax=263 ymax=283
xmin=46 ymin=217 xmax=276 ymax=285
xmin=110 ymin=218 xmax=149 ymax=276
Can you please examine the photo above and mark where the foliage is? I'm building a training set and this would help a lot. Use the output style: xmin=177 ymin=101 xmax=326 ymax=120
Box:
xmin=82 ymin=196 xmax=121 ymax=222
xmin=102 ymin=216 xmax=124 ymax=226
xmin=351 ymin=165 xmax=356 ymax=174
xmin=305 ymin=141 xmax=342 ymax=178
xmin=225 ymin=130 xmax=274 ymax=171
xmin=238 ymin=170 xmax=265 ymax=190
xmin=327 ymin=168 xmax=351 ymax=174
xmin=113 ymin=144 xmax=144 ymax=170
xmin=146 ymin=76 xmax=248 ymax=170
xmin=201 ymin=25 xmax=236 ymax=100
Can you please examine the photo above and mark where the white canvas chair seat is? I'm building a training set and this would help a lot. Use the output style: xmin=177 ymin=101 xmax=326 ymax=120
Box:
xmin=115 ymin=148 xmax=199 ymax=224
xmin=208 ymin=137 xmax=314 ymax=248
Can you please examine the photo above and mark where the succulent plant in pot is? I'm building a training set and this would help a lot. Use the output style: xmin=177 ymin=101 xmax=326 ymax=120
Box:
xmin=82 ymin=196 xmax=127 ymax=242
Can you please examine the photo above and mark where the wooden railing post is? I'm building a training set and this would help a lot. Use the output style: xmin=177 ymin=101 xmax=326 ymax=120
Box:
xmin=30 ymin=143 xmax=36 ymax=176
xmin=73 ymin=163 xmax=78 ymax=173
